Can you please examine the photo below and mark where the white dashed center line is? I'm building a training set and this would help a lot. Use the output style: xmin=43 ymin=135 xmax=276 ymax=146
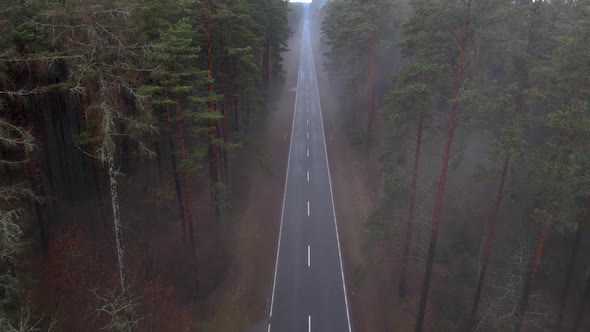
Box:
xmin=307 ymin=148 xmax=309 ymax=157
xmin=307 ymin=245 xmax=311 ymax=267
xmin=307 ymin=201 xmax=310 ymax=216
xmin=307 ymin=171 xmax=309 ymax=182
xmin=308 ymin=315 xmax=311 ymax=332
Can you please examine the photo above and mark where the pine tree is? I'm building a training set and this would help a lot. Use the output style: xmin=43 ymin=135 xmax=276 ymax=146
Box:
xmin=397 ymin=1 xmax=479 ymax=330
xmin=512 ymin=1 xmax=590 ymax=329
xmin=322 ymin=0 xmax=394 ymax=136
xmin=385 ymin=61 xmax=445 ymax=298
xmin=0 ymin=107 xmax=51 ymax=331
xmin=35 ymin=1 xmax=157 ymax=315
xmin=466 ymin=0 xmax=548 ymax=323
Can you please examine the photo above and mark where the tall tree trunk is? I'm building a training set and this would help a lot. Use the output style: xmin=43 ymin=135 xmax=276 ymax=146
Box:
xmin=154 ymin=140 xmax=162 ymax=181
xmin=206 ymin=0 xmax=221 ymax=223
xmin=54 ymin=93 xmax=72 ymax=193
xmin=99 ymin=72 xmax=129 ymax=300
xmin=514 ymin=221 xmax=550 ymax=332
xmin=48 ymin=93 xmax=67 ymax=185
xmin=399 ymin=110 xmax=424 ymax=298
xmin=220 ymin=31 xmax=229 ymax=184
xmin=515 ymin=132 xmax=574 ymax=331
xmin=262 ymin=39 xmax=270 ymax=87
xmin=16 ymin=92 xmax=48 ymax=249
xmin=469 ymin=85 xmax=525 ymax=326
xmin=175 ymin=95 xmax=196 ymax=256
xmin=470 ymin=157 xmax=510 ymax=327
xmin=553 ymin=214 xmax=584 ymax=332
xmin=0 ymin=147 xmax=12 ymax=185
xmin=233 ymin=83 xmax=239 ymax=133
xmin=415 ymin=3 xmax=471 ymax=331
xmin=165 ymin=101 xmax=186 ymax=244
xmin=34 ymin=96 xmax=57 ymax=212
xmin=572 ymin=266 xmax=590 ymax=332
xmin=107 ymin=151 xmax=128 ymax=298
xmin=172 ymin=89 xmax=199 ymax=295
xmin=26 ymin=160 xmax=48 ymax=249
xmin=470 ymin=31 xmax=538 ymax=320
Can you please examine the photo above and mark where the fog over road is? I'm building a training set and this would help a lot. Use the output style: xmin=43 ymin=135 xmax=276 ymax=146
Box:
xmin=267 ymin=7 xmax=352 ymax=332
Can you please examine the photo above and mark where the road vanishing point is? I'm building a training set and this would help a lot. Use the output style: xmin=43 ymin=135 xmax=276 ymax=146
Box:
xmin=267 ymin=9 xmax=352 ymax=332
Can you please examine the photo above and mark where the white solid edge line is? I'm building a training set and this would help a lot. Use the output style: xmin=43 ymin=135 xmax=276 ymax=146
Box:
xmin=308 ymin=20 xmax=353 ymax=332
xmin=308 ymin=245 xmax=311 ymax=267
xmin=268 ymin=19 xmax=305 ymax=322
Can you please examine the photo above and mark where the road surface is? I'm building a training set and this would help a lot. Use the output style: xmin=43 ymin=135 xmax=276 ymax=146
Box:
xmin=268 ymin=9 xmax=352 ymax=332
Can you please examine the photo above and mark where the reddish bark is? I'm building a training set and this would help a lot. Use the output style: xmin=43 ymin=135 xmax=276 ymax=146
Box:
xmin=514 ymin=221 xmax=550 ymax=332
xmin=469 ymin=83 xmax=533 ymax=324
xmin=470 ymin=157 xmax=509 ymax=323
xmin=399 ymin=110 xmax=424 ymax=298
xmin=515 ymin=134 xmax=574 ymax=331
xmin=415 ymin=2 xmax=471 ymax=331
xmin=174 ymin=94 xmax=199 ymax=296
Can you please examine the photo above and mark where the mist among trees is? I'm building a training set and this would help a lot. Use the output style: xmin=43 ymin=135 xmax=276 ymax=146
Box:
xmin=1 ymin=0 xmax=289 ymax=330
xmin=2 ymin=0 xmax=590 ymax=331
xmin=319 ymin=0 xmax=590 ymax=331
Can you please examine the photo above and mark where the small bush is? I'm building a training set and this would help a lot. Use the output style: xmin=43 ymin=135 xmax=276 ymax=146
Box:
xmin=432 ymin=318 xmax=458 ymax=332
xmin=350 ymin=266 xmax=366 ymax=290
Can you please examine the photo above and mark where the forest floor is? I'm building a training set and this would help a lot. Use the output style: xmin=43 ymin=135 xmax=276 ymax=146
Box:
xmin=195 ymin=17 xmax=303 ymax=332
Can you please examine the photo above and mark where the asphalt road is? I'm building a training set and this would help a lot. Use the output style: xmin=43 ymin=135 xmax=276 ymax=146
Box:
xmin=268 ymin=10 xmax=352 ymax=332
